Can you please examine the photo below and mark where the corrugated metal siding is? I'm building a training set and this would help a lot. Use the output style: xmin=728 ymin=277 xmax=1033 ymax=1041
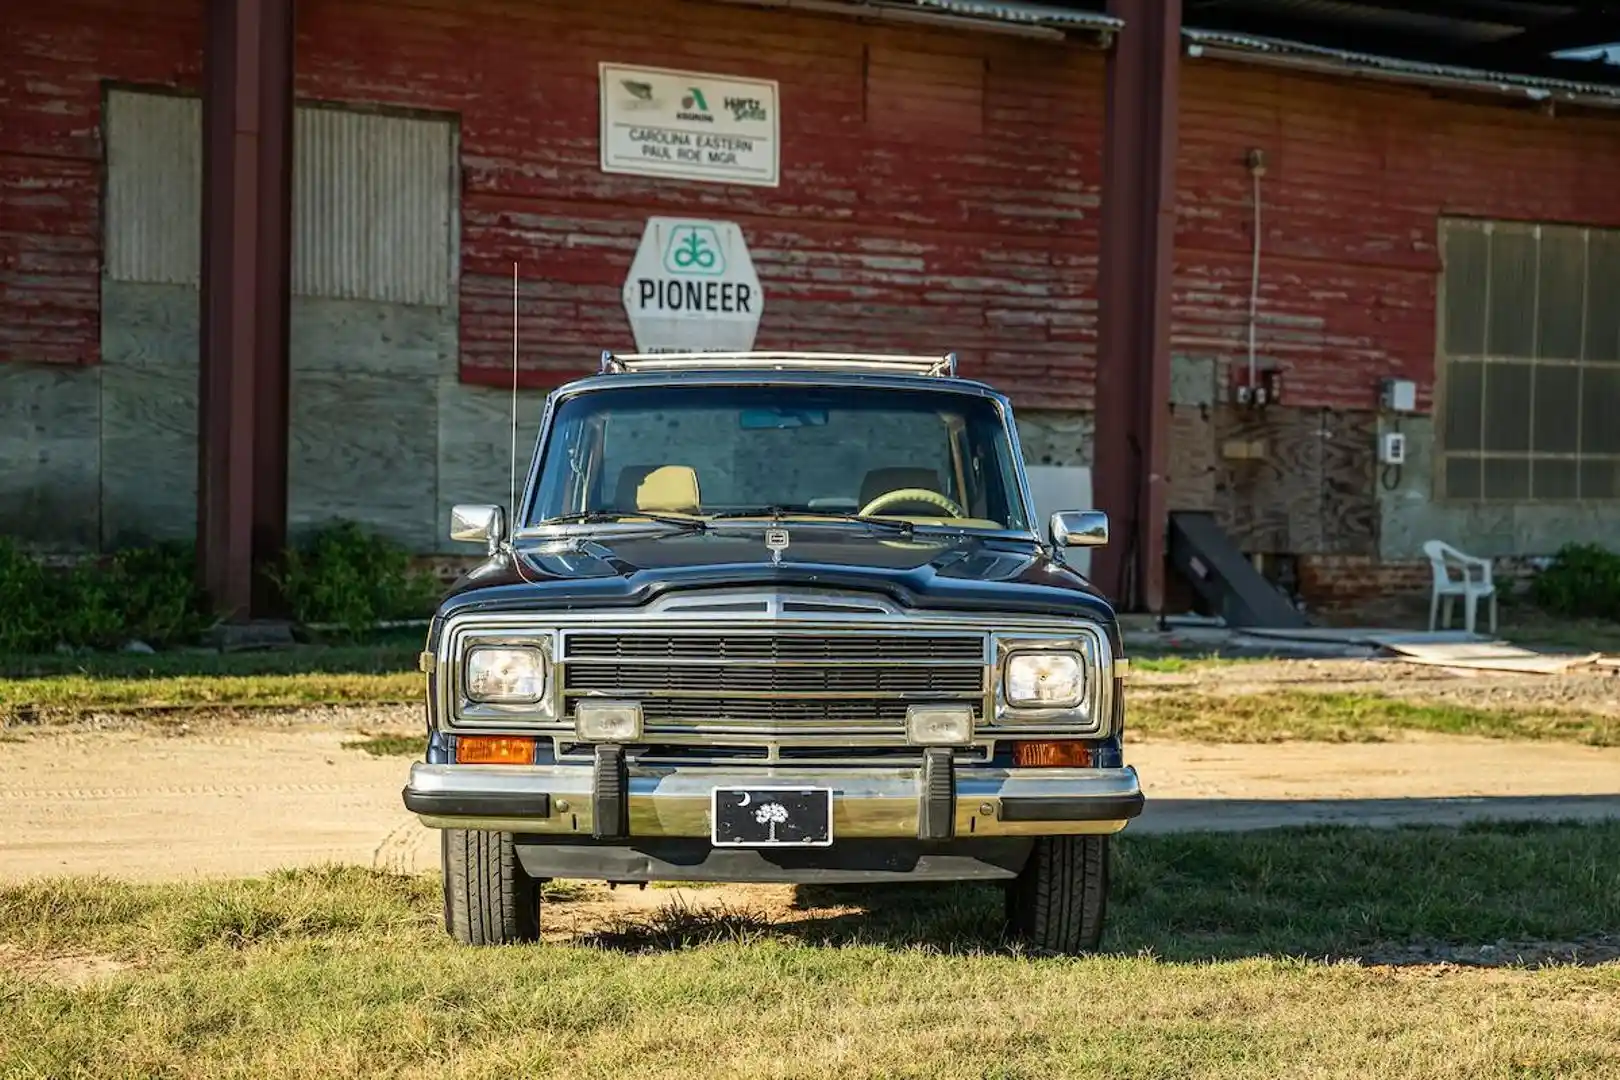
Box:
xmin=1172 ymin=59 xmax=1620 ymax=410
xmin=293 ymin=0 xmax=1107 ymax=406
xmin=105 ymin=90 xmax=202 ymax=286
xmin=293 ymin=108 xmax=456 ymax=305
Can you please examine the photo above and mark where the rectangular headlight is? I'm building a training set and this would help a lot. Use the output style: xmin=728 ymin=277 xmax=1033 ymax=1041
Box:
xmin=1004 ymin=651 xmax=1085 ymax=709
xmin=464 ymin=645 xmax=546 ymax=704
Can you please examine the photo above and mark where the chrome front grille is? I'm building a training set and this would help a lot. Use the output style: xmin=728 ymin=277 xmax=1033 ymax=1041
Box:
xmin=559 ymin=630 xmax=989 ymax=739
xmin=564 ymin=633 xmax=983 ymax=663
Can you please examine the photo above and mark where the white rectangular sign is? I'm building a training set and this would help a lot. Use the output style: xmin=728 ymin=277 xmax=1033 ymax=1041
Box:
xmin=599 ymin=63 xmax=780 ymax=187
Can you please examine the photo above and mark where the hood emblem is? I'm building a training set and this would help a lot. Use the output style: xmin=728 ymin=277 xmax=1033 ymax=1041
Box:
xmin=764 ymin=527 xmax=790 ymax=565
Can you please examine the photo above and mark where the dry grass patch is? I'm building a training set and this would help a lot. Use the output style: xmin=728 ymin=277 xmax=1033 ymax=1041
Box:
xmin=2 ymin=825 xmax=1617 ymax=1078
xmin=1131 ymin=688 xmax=1620 ymax=746
xmin=342 ymin=732 xmax=424 ymax=758
xmin=0 ymin=672 xmax=421 ymax=723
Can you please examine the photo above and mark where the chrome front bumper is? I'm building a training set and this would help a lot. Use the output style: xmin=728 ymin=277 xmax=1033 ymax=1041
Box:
xmin=402 ymin=759 xmax=1144 ymax=840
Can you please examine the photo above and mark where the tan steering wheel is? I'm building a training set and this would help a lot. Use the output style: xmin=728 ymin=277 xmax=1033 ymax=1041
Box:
xmin=858 ymin=487 xmax=966 ymax=518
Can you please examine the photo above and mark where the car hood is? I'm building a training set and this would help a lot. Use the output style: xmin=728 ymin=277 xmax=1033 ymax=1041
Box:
xmin=438 ymin=526 xmax=1115 ymax=624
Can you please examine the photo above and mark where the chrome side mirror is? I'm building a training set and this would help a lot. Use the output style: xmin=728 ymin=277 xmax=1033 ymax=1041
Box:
xmin=1051 ymin=510 xmax=1108 ymax=548
xmin=450 ymin=504 xmax=507 ymax=554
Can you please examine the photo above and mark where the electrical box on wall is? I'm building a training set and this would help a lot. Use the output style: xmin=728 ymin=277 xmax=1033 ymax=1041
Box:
xmin=1379 ymin=431 xmax=1407 ymax=465
xmin=1231 ymin=367 xmax=1285 ymax=408
xmin=1381 ymin=378 xmax=1417 ymax=412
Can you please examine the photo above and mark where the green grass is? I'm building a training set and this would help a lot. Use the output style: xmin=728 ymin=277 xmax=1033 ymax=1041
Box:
xmin=0 ymin=671 xmax=421 ymax=721
xmin=1131 ymin=689 xmax=1620 ymax=746
xmin=2 ymin=824 xmax=1617 ymax=1079
xmin=340 ymin=733 xmax=424 ymax=758
xmin=0 ymin=641 xmax=422 ymax=680
xmin=1129 ymin=653 xmax=1242 ymax=673
xmin=0 ymin=640 xmax=424 ymax=721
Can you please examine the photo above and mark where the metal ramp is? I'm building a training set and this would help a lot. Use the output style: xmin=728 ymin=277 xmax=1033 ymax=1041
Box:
xmin=1168 ymin=511 xmax=1309 ymax=629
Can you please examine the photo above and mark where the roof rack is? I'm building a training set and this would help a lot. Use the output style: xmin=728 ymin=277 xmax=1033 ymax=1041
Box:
xmin=598 ymin=350 xmax=959 ymax=378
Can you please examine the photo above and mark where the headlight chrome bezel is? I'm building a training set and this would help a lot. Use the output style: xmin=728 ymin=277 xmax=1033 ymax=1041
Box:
xmin=992 ymin=629 xmax=1110 ymax=734
xmin=450 ymin=629 xmax=559 ymax=725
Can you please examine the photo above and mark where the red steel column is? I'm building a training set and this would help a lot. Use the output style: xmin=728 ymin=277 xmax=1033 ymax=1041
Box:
xmin=198 ymin=0 xmax=294 ymax=620
xmin=1093 ymin=0 xmax=1180 ymax=613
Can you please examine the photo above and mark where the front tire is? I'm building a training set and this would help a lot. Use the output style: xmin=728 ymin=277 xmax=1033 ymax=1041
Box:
xmin=441 ymin=829 xmax=541 ymax=945
xmin=1005 ymin=835 xmax=1110 ymax=955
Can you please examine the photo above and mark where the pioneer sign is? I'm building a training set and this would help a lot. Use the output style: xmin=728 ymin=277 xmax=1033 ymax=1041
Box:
xmin=621 ymin=217 xmax=764 ymax=353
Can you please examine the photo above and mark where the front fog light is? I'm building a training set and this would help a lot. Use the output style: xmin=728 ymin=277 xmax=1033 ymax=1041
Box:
xmin=906 ymin=703 xmax=974 ymax=746
xmin=465 ymin=646 xmax=546 ymax=703
xmin=575 ymin=701 xmax=644 ymax=743
xmin=1004 ymin=652 xmax=1085 ymax=708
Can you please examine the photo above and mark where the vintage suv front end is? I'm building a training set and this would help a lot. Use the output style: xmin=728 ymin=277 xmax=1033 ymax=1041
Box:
xmin=404 ymin=351 xmax=1143 ymax=954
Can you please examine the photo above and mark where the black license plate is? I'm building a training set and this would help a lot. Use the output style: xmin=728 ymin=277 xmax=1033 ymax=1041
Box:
xmin=710 ymin=787 xmax=834 ymax=848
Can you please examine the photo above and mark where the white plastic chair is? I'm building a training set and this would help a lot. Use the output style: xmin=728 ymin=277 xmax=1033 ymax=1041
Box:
xmin=1423 ymin=540 xmax=1497 ymax=635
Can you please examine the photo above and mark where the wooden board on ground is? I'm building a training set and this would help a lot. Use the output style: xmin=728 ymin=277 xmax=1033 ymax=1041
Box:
xmin=1382 ymin=640 xmax=1603 ymax=674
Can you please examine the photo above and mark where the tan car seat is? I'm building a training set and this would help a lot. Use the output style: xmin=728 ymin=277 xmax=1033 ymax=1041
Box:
xmin=613 ymin=465 xmax=702 ymax=515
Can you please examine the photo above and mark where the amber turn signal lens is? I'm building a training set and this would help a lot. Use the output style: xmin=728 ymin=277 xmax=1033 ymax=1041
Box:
xmin=455 ymin=735 xmax=535 ymax=765
xmin=1012 ymin=740 xmax=1092 ymax=768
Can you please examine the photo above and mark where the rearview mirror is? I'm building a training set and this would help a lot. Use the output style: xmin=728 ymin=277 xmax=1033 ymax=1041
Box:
xmin=450 ymin=503 xmax=507 ymax=554
xmin=1051 ymin=510 xmax=1108 ymax=548
xmin=739 ymin=407 xmax=829 ymax=430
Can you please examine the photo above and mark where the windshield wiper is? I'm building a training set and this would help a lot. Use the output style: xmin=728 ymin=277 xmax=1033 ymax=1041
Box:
xmin=542 ymin=511 xmax=707 ymax=533
xmin=707 ymin=508 xmax=918 ymax=536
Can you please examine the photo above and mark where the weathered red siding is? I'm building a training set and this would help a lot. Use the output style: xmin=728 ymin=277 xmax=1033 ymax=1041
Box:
xmin=296 ymin=0 xmax=1107 ymax=403
xmin=1174 ymin=60 xmax=1620 ymax=412
xmin=0 ymin=0 xmax=202 ymax=367
xmin=14 ymin=1 xmax=1620 ymax=416
xmin=1 ymin=0 xmax=1107 ymax=407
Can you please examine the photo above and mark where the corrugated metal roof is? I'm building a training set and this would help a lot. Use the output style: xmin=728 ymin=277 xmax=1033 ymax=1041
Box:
xmin=1211 ymin=0 xmax=1529 ymax=44
xmin=911 ymin=0 xmax=1121 ymax=31
xmin=1184 ymin=26 xmax=1620 ymax=105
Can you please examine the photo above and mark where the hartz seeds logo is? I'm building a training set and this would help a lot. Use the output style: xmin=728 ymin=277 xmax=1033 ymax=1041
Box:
xmin=676 ymin=87 xmax=713 ymax=123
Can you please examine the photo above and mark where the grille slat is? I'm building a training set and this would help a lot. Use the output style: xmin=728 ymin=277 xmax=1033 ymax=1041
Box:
xmin=560 ymin=631 xmax=988 ymax=737
xmin=637 ymin=699 xmax=982 ymax=724
xmin=566 ymin=662 xmax=983 ymax=695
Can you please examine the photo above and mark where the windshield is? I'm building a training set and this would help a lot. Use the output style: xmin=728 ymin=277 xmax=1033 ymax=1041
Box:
xmin=526 ymin=383 xmax=1030 ymax=532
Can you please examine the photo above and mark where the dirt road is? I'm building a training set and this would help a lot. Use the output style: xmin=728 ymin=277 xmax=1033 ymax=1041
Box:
xmin=2 ymin=707 xmax=1617 ymax=883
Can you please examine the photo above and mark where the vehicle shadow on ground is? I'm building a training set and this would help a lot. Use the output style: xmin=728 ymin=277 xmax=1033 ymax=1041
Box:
xmin=571 ymin=812 xmax=1620 ymax=968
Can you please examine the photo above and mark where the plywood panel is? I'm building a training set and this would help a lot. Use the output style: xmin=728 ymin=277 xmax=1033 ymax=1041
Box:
xmin=288 ymin=368 xmax=438 ymax=552
xmin=1213 ymin=405 xmax=1379 ymax=556
xmin=100 ymin=362 xmax=198 ymax=546
xmin=98 ymin=280 xmax=199 ymax=547
xmin=1167 ymin=405 xmax=1217 ymax=512
xmin=1215 ymin=407 xmax=1312 ymax=552
xmin=0 ymin=365 xmax=101 ymax=549
xmin=1318 ymin=409 xmax=1377 ymax=555
xmin=289 ymin=297 xmax=452 ymax=376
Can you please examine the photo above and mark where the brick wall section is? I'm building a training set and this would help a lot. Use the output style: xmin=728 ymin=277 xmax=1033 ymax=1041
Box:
xmin=1298 ymin=554 xmax=1541 ymax=609
xmin=2 ymin=0 xmax=1107 ymax=407
xmin=1174 ymin=61 xmax=1620 ymax=412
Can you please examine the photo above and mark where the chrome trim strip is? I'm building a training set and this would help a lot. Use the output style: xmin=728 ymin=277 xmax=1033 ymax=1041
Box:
xmin=405 ymin=762 xmax=1142 ymax=838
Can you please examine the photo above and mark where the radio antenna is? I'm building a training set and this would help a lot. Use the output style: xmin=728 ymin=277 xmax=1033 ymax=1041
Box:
xmin=507 ymin=261 xmax=540 ymax=585
xmin=509 ymin=261 xmax=520 ymax=529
